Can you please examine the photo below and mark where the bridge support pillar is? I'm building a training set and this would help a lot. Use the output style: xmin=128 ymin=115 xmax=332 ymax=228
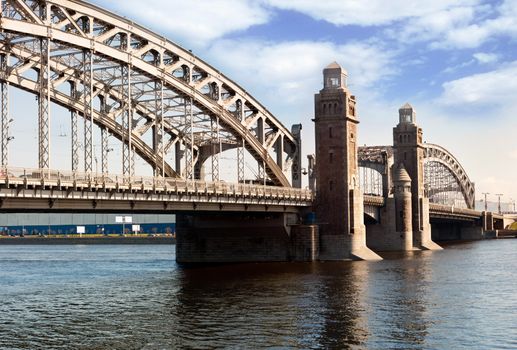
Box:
xmin=367 ymin=164 xmax=415 ymax=252
xmin=313 ymin=63 xmax=381 ymax=261
xmin=175 ymin=212 xmax=319 ymax=263
xmin=482 ymin=211 xmax=494 ymax=231
xmin=414 ymin=198 xmax=442 ymax=250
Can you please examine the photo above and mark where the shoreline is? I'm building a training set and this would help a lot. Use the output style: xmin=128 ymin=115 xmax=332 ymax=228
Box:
xmin=0 ymin=236 xmax=176 ymax=245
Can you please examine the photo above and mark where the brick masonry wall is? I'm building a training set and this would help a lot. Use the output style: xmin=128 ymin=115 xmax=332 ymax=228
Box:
xmin=290 ymin=225 xmax=319 ymax=261
xmin=176 ymin=227 xmax=290 ymax=263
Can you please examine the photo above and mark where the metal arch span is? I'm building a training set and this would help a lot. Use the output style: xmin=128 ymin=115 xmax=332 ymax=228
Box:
xmin=358 ymin=144 xmax=475 ymax=209
xmin=358 ymin=146 xmax=391 ymax=174
xmin=0 ymin=0 xmax=301 ymax=187
xmin=423 ymin=143 xmax=475 ymax=209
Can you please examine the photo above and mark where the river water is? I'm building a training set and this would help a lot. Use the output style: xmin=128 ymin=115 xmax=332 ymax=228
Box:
xmin=0 ymin=240 xmax=515 ymax=349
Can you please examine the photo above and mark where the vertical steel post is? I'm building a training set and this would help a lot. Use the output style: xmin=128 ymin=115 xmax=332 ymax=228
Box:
xmin=83 ymin=49 xmax=93 ymax=172
xmin=275 ymin=134 xmax=284 ymax=173
xmin=38 ymin=38 xmax=50 ymax=169
xmin=237 ymin=138 xmax=245 ymax=183
xmin=70 ymin=81 xmax=79 ymax=171
xmin=0 ymin=53 xmax=9 ymax=166
xmin=256 ymin=117 xmax=265 ymax=183
xmin=101 ymin=127 xmax=109 ymax=174
xmin=121 ymin=64 xmax=132 ymax=177
xmin=183 ymin=96 xmax=193 ymax=180
xmin=99 ymin=95 xmax=108 ymax=174
xmin=211 ymin=117 xmax=220 ymax=181
xmin=175 ymin=141 xmax=181 ymax=175
xmin=154 ymin=80 xmax=164 ymax=177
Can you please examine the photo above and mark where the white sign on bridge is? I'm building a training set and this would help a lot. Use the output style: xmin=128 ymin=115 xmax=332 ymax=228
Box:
xmin=115 ymin=216 xmax=133 ymax=223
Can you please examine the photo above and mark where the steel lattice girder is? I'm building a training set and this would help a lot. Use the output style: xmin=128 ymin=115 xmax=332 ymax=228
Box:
xmin=0 ymin=0 xmax=299 ymax=187
xmin=358 ymin=145 xmax=475 ymax=209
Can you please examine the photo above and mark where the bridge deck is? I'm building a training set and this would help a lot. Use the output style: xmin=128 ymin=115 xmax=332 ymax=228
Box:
xmin=0 ymin=167 xmax=312 ymax=213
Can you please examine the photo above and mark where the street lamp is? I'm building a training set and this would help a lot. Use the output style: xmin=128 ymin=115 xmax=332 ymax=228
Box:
xmin=495 ymin=193 xmax=503 ymax=214
xmin=482 ymin=192 xmax=490 ymax=212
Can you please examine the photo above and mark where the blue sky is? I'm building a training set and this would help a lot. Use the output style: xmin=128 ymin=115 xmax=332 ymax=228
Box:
xmin=88 ymin=0 xmax=517 ymax=202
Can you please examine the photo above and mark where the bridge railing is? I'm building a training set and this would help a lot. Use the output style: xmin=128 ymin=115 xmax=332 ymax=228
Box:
xmin=429 ymin=203 xmax=481 ymax=218
xmin=0 ymin=167 xmax=313 ymax=202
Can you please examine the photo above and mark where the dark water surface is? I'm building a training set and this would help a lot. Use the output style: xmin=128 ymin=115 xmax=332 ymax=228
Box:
xmin=0 ymin=240 xmax=515 ymax=349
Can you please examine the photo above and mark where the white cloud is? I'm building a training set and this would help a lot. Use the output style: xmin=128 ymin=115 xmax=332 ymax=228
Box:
xmin=207 ymin=39 xmax=397 ymax=108
xmin=473 ymin=52 xmax=499 ymax=64
xmin=442 ymin=59 xmax=475 ymax=74
xmin=438 ymin=61 xmax=517 ymax=106
xmin=94 ymin=0 xmax=517 ymax=51
xmin=95 ymin=0 xmax=271 ymax=46
xmin=263 ymin=0 xmax=479 ymax=26
xmin=385 ymin=0 xmax=517 ymax=50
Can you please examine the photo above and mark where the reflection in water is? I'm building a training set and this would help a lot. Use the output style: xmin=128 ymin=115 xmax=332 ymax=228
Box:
xmin=0 ymin=240 xmax=516 ymax=349
xmin=316 ymin=262 xmax=370 ymax=348
xmin=171 ymin=262 xmax=373 ymax=348
xmin=368 ymin=251 xmax=433 ymax=348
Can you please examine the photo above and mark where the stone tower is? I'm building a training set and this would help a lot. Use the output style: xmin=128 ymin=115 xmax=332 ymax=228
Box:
xmin=314 ymin=62 xmax=380 ymax=260
xmin=393 ymin=103 xmax=441 ymax=250
xmin=393 ymin=163 xmax=414 ymax=251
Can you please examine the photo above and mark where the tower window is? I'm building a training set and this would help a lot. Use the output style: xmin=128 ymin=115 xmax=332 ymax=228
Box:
xmin=328 ymin=77 xmax=339 ymax=87
xmin=323 ymin=104 xmax=327 ymax=115
xmin=329 ymin=152 xmax=333 ymax=163
xmin=404 ymin=152 xmax=407 ymax=160
xmin=329 ymin=127 xmax=333 ymax=138
xmin=329 ymin=180 xmax=333 ymax=191
xmin=399 ymin=135 xmax=402 ymax=143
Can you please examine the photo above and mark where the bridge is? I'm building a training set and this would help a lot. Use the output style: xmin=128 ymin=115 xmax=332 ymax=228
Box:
xmin=0 ymin=0 xmax=509 ymax=262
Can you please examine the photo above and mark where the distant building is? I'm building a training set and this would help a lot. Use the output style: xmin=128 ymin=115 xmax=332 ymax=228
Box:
xmin=0 ymin=213 xmax=175 ymax=236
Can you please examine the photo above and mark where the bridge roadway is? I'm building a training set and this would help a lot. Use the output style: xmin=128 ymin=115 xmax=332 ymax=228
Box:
xmin=0 ymin=167 xmax=482 ymax=223
xmin=0 ymin=167 xmax=312 ymax=213
xmin=363 ymin=194 xmax=483 ymax=221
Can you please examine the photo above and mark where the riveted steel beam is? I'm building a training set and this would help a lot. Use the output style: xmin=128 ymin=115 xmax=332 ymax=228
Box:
xmin=69 ymin=81 xmax=79 ymax=172
xmin=83 ymin=49 xmax=93 ymax=173
xmin=38 ymin=37 xmax=50 ymax=169
xmin=0 ymin=53 xmax=9 ymax=166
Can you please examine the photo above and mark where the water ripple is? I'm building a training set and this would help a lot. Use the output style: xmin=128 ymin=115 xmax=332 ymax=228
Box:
xmin=0 ymin=240 xmax=515 ymax=349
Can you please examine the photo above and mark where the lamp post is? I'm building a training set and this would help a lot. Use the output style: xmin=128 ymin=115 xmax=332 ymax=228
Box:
xmin=495 ymin=193 xmax=503 ymax=214
xmin=482 ymin=192 xmax=490 ymax=212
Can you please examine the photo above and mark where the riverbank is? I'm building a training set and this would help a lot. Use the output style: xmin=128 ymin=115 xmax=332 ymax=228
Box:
xmin=0 ymin=235 xmax=175 ymax=244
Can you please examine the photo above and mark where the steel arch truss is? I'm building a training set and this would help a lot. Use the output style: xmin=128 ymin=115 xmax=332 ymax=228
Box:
xmin=423 ymin=144 xmax=475 ymax=209
xmin=358 ymin=145 xmax=475 ymax=209
xmin=358 ymin=146 xmax=392 ymax=197
xmin=0 ymin=0 xmax=300 ymax=187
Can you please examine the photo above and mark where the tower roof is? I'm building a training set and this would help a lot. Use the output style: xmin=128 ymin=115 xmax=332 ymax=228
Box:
xmin=393 ymin=163 xmax=411 ymax=182
xmin=399 ymin=102 xmax=414 ymax=110
xmin=325 ymin=61 xmax=341 ymax=69
xmin=324 ymin=61 xmax=348 ymax=75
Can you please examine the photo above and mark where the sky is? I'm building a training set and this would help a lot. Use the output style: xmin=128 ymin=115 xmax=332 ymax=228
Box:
xmin=8 ymin=0 xmax=517 ymax=205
